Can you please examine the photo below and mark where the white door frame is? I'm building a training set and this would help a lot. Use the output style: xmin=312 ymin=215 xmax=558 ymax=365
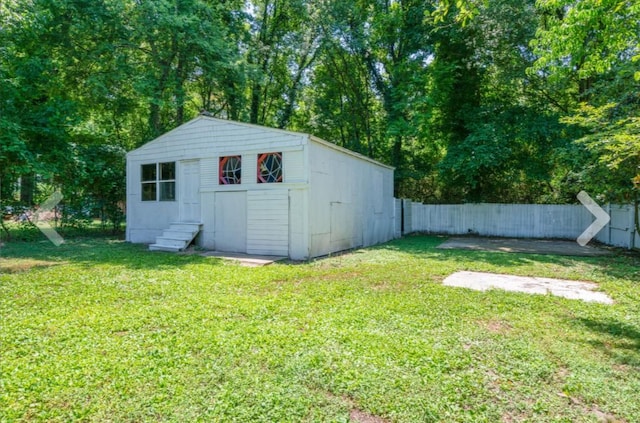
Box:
xmin=179 ymin=160 xmax=201 ymax=222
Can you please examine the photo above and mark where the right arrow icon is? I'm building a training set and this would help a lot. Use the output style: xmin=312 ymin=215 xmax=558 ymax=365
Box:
xmin=576 ymin=191 xmax=610 ymax=246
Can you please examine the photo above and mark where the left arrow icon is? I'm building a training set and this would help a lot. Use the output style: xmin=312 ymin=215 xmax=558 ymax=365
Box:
xmin=576 ymin=191 xmax=610 ymax=247
xmin=34 ymin=191 xmax=64 ymax=246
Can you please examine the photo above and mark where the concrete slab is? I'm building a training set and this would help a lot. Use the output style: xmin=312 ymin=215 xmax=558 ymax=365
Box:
xmin=437 ymin=237 xmax=611 ymax=257
xmin=200 ymin=251 xmax=286 ymax=267
xmin=443 ymin=271 xmax=613 ymax=304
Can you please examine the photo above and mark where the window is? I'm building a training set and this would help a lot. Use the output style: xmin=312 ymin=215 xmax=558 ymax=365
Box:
xmin=141 ymin=164 xmax=157 ymax=201
xmin=159 ymin=162 xmax=176 ymax=201
xmin=219 ymin=155 xmax=241 ymax=184
xmin=257 ymin=152 xmax=283 ymax=183
xmin=141 ymin=162 xmax=175 ymax=201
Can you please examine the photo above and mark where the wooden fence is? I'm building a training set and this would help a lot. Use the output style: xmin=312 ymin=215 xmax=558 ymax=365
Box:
xmin=394 ymin=200 xmax=639 ymax=250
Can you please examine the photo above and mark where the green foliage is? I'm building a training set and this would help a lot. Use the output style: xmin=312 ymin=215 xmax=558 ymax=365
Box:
xmin=438 ymin=106 xmax=568 ymax=202
xmin=532 ymin=0 xmax=639 ymax=90
xmin=563 ymin=101 xmax=640 ymax=202
xmin=432 ymin=0 xmax=486 ymax=25
xmin=57 ymin=143 xmax=127 ymax=231
xmin=530 ymin=0 xmax=640 ymax=202
xmin=1 ymin=0 xmax=637 ymax=207
xmin=424 ymin=0 xmax=577 ymax=203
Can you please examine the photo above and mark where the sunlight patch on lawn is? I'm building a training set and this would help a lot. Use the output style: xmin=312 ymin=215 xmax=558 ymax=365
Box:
xmin=0 ymin=258 xmax=64 ymax=273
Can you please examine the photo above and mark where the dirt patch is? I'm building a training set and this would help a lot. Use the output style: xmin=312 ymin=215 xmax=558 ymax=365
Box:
xmin=438 ymin=237 xmax=611 ymax=257
xmin=612 ymin=364 xmax=636 ymax=373
xmin=483 ymin=319 xmax=513 ymax=334
xmin=502 ymin=411 xmax=530 ymax=423
xmin=349 ymin=408 xmax=389 ymax=423
xmin=557 ymin=393 xmax=625 ymax=423
xmin=321 ymin=391 xmax=390 ymax=423
xmin=0 ymin=258 xmax=62 ymax=273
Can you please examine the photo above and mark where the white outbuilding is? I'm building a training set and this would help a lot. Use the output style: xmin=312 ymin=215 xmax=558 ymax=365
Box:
xmin=125 ymin=115 xmax=396 ymax=259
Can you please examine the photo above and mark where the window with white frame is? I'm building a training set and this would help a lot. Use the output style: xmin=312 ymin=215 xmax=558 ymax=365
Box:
xmin=219 ymin=155 xmax=241 ymax=184
xmin=257 ymin=152 xmax=283 ymax=183
xmin=141 ymin=162 xmax=175 ymax=201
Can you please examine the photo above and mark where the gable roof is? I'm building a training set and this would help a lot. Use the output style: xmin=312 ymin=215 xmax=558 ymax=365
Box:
xmin=127 ymin=115 xmax=394 ymax=170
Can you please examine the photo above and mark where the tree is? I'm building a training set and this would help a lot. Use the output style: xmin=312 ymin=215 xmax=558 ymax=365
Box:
xmin=126 ymin=0 xmax=242 ymax=139
xmin=243 ymin=0 xmax=322 ymax=127
xmin=531 ymin=0 xmax=640 ymax=202
xmin=423 ymin=0 xmax=572 ymax=203
xmin=1 ymin=0 xmax=138 ymax=229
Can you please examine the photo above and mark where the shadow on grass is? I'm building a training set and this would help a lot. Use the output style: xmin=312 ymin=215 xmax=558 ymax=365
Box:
xmin=373 ymin=234 xmax=598 ymax=268
xmin=372 ymin=235 xmax=640 ymax=282
xmin=569 ymin=317 xmax=640 ymax=368
xmin=292 ymin=235 xmax=636 ymax=279
xmin=2 ymin=233 xmax=637 ymax=276
xmin=0 ymin=237 xmax=222 ymax=271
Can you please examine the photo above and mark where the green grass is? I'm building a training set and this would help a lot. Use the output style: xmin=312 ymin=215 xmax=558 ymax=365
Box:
xmin=1 ymin=235 xmax=639 ymax=422
xmin=0 ymin=219 xmax=123 ymax=243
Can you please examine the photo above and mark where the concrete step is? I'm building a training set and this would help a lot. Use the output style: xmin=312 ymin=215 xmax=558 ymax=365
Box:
xmin=154 ymin=237 xmax=188 ymax=249
xmin=150 ymin=222 xmax=202 ymax=253
xmin=149 ymin=244 xmax=183 ymax=252
xmin=169 ymin=222 xmax=202 ymax=232
xmin=161 ymin=230 xmax=194 ymax=240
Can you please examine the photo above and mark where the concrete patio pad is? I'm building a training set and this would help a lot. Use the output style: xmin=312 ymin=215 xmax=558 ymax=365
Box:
xmin=200 ymin=251 xmax=286 ymax=267
xmin=437 ymin=237 xmax=611 ymax=257
xmin=443 ymin=271 xmax=613 ymax=304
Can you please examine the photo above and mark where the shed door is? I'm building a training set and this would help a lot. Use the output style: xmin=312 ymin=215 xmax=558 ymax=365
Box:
xmin=214 ymin=191 xmax=247 ymax=253
xmin=247 ymin=189 xmax=289 ymax=256
xmin=179 ymin=160 xmax=200 ymax=222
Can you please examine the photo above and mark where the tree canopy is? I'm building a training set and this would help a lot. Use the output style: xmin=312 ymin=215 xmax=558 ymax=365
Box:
xmin=1 ymin=0 xmax=638 ymax=225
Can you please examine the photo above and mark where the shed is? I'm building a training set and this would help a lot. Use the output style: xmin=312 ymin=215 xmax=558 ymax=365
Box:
xmin=125 ymin=116 xmax=396 ymax=259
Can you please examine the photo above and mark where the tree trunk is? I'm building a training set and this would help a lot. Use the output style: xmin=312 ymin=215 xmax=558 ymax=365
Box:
xmin=249 ymin=81 xmax=261 ymax=124
xmin=149 ymin=102 xmax=162 ymax=138
xmin=20 ymin=174 xmax=35 ymax=205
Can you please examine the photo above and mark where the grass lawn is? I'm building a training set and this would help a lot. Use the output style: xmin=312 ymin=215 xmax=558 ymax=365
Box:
xmin=1 ymin=235 xmax=639 ymax=422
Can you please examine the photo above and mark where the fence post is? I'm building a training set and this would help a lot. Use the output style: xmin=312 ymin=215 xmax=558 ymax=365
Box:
xmin=394 ymin=199 xmax=402 ymax=239
xmin=630 ymin=203 xmax=636 ymax=250
xmin=402 ymin=199 xmax=412 ymax=235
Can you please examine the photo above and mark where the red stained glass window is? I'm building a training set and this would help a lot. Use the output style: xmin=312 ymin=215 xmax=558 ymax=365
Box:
xmin=219 ymin=156 xmax=241 ymax=184
xmin=257 ymin=152 xmax=283 ymax=183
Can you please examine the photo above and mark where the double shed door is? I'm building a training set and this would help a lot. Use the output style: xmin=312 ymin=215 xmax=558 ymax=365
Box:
xmin=214 ymin=189 xmax=289 ymax=256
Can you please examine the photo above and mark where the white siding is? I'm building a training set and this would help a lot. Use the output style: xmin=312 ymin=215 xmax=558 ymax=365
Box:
xmin=215 ymin=191 xmax=247 ymax=253
xmin=129 ymin=117 xmax=306 ymax=162
xmin=247 ymin=190 xmax=289 ymax=256
xmin=244 ymin=153 xmax=258 ymax=185
xmin=200 ymin=157 xmax=217 ymax=189
xmin=289 ymin=189 xmax=309 ymax=260
xmin=373 ymin=171 xmax=383 ymax=213
xmin=284 ymin=150 xmax=306 ymax=183
xmin=307 ymin=140 xmax=395 ymax=258
xmin=200 ymin=191 xmax=215 ymax=248
xmin=330 ymin=201 xmax=362 ymax=252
